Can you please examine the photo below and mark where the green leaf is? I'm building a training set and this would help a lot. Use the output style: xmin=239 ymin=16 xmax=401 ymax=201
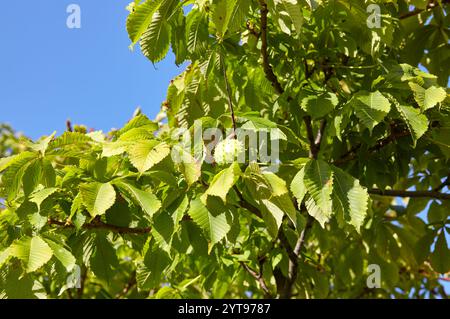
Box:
xmin=136 ymin=244 xmax=170 ymax=290
xmin=430 ymin=231 xmax=450 ymax=274
xmin=22 ymin=159 xmax=42 ymax=197
xmin=47 ymin=132 xmax=93 ymax=154
xmin=299 ymin=92 xmax=338 ymax=119
xmin=276 ymin=0 xmax=303 ymax=34
xmin=29 ymin=132 xmax=56 ymax=155
xmin=127 ymin=0 xmax=165 ymax=46
xmin=260 ymin=199 xmax=285 ymax=238
xmin=211 ymin=0 xmax=247 ymax=38
xmin=80 ymin=182 xmax=116 ymax=217
xmin=117 ymin=114 xmax=159 ymax=137
xmin=305 ymin=197 xmax=329 ymax=228
xmin=227 ymin=0 xmax=249 ymax=34
xmin=350 ymin=91 xmax=391 ymax=133
xmin=291 ymin=166 xmax=307 ymax=206
xmin=44 ymin=238 xmax=76 ymax=272
xmin=186 ymin=10 xmax=209 ymax=56
xmin=408 ymin=83 xmax=446 ymax=112
xmin=2 ymin=152 xmax=37 ymax=200
xmin=0 ymin=269 xmax=46 ymax=299
xmin=128 ymin=141 xmax=171 ymax=173
xmin=90 ymin=233 xmax=119 ymax=284
xmin=332 ymin=166 xmax=369 ymax=231
xmin=152 ymin=212 xmax=174 ymax=252
xmin=303 ymin=159 xmax=333 ymax=225
xmin=29 ymin=187 xmax=58 ymax=211
xmin=263 ymin=171 xmax=289 ymax=197
xmin=172 ymin=145 xmax=201 ymax=186
xmin=11 ymin=236 xmax=53 ymax=273
xmin=201 ymin=162 xmax=241 ymax=204
xmin=140 ymin=0 xmax=177 ymax=63
xmin=395 ymin=104 xmax=428 ymax=146
xmin=114 ymin=181 xmax=161 ymax=218
xmin=188 ymin=198 xmax=230 ymax=248
xmin=0 ymin=248 xmax=11 ymax=268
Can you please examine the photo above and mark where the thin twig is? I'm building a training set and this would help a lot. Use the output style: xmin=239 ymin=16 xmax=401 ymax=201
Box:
xmin=115 ymin=271 xmax=137 ymax=299
xmin=77 ymin=266 xmax=87 ymax=299
xmin=399 ymin=0 xmax=449 ymax=19
xmin=240 ymin=262 xmax=272 ymax=298
xmin=433 ymin=174 xmax=450 ymax=192
xmin=233 ymin=186 xmax=263 ymax=219
xmin=281 ymin=117 xmax=326 ymax=298
xmin=303 ymin=116 xmax=318 ymax=159
xmin=48 ymin=218 xmax=151 ymax=234
xmin=334 ymin=130 xmax=410 ymax=165
xmin=368 ymin=189 xmax=450 ymax=200
xmin=259 ymin=0 xmax=284 ymax=95
xmin=281 ymin=216 xmax=314 ymax=299
xmin=66 ymin=120 xmax=73 ymax=132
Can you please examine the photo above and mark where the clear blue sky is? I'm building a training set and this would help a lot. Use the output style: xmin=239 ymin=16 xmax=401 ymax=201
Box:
xmin=0 ymin=0 xmax=182 ymax=139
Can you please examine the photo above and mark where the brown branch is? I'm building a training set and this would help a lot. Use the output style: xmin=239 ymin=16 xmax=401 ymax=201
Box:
xmin=280 ymin=117 xmax=326 ymax=298
xmin=315 ymin=119 xmax=327 ymax=149
xmin=434 ymin=174 xmax=450 ymax=192
xmin=259 ymin=0 xmax=284 ymax=95
xmin=334 ymin=129 xmax=410 ymax=165
xmin=66 ymin=120 xmax=73 ymax=132
xmin=368 ymin=189 xmax=450 ymax=200
xmin=399 ymin=0 xmax=449 ymax=19
xmin=48 ymin=218 xmax=151 ymax=234
xmin=280 ymin=216 xmax=314 ymax=299
xmin=240 ymin=262 xmax=272 ymax=298
xmin=220 ymin=54 xmax=237 ymax=137
xmin=77 ymin=266 xmax=87 ymax=299
xmin=233 ymin=186 xmax=263 ymax=219
xmin=303 ymin=116 xmax=318 ymax=159
xmin=115 ymin=271 xmax=137 ymax=299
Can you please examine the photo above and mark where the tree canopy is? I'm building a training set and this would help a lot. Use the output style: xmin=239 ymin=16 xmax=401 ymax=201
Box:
xmin=0 ymin=0 xmax=449 ymax=299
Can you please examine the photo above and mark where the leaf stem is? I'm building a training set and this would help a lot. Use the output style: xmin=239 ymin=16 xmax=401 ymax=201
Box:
xmin=220 ymin=54 xmax=237 ymax=138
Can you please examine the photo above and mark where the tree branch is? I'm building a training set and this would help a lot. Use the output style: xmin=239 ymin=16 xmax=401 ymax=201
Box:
xmin=259 ymin=0 xmax=284 ymax=95
xmin=66 ymin=120 xmax=73 ymax=132
xmin=334 ymin=129 xmax=410 ymax=165
xmin=240 ymin=262 xmax=272 ymax=298
xmin=434 ymin=174 xmax=450 ymax=192
xmin=115 ymin=271 xmax=137 ymax=299
xmin=399 ymin=0 xmax=449 ymax=19
xmin=48 ymin=218 xmax=151 ymax=234
xmin=280 ymin=216 xmax=314 ymax=299
xmin=77 ymin=266 xmax=87 ymax=299
xmin=303 ymin=116 xmax=318 ymax=159
xmin=233 ymin=185 xmax=263 ymax=219
xmin=280 ymin=117 xmax=326 ymax=298
xmin=368 ymin=189 xmax=450 ymax=200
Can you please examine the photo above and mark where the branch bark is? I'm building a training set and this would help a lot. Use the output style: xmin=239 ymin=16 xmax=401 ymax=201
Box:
xmin=399 ymin=0 xmax=449 ymax=19
xmin=334 ymin=129 xmax=410 ymax=165
xmin=280 ymin=117 xmax=325 ymax=298
xmin=259 ymin=0 xmax=284 ymax=95
xmin=115 ymin=271 xmax=137 ymax=299
xmin=48 ymin=218 xmax=151 ymax=234
xmin=368 ymin=189 xmax=450 ymax=200
xmin=240 ymin=262 xmax=272 ymax=298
